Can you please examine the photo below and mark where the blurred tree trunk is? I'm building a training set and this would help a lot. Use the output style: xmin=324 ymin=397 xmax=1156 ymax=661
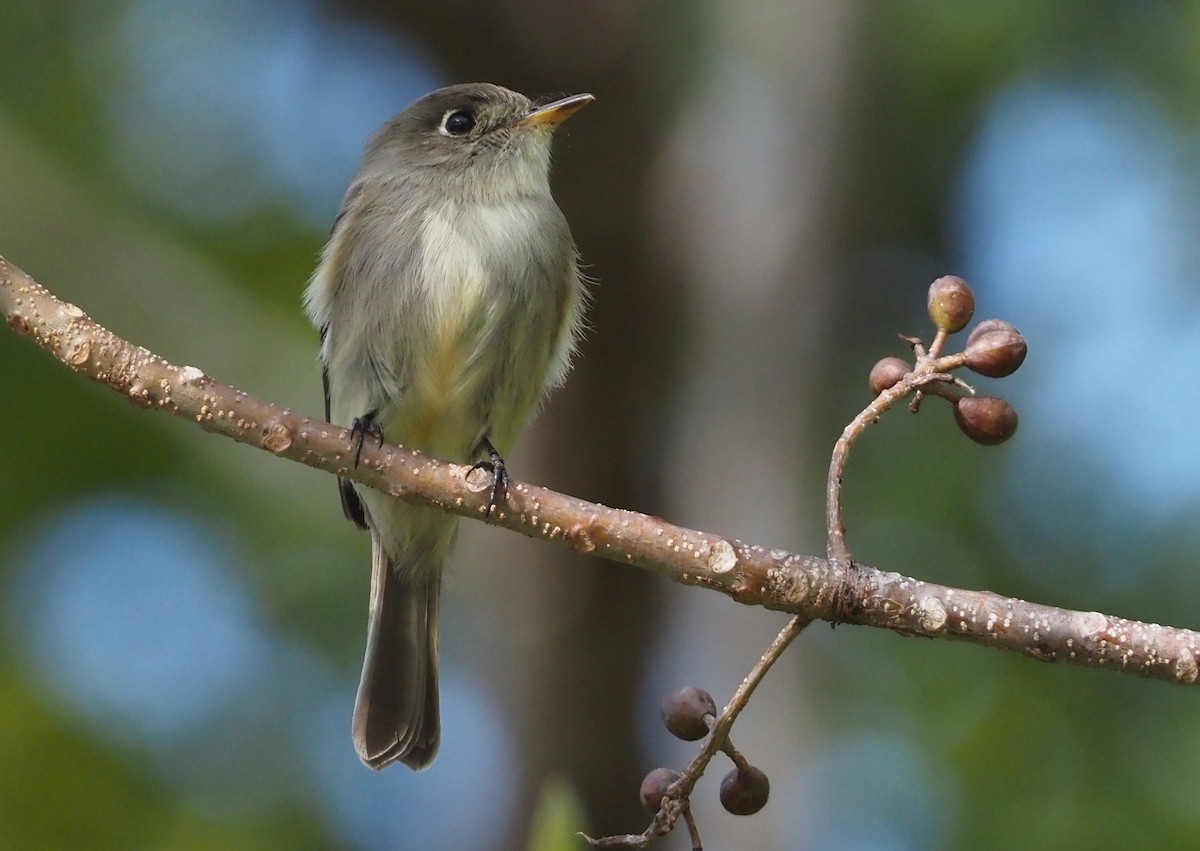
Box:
xmin=647 ymin=2 xmax=856 ymax=847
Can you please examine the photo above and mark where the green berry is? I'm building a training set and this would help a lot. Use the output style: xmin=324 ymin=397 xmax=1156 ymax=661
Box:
xmin=927 ymin=275 xmax=975 ymax=333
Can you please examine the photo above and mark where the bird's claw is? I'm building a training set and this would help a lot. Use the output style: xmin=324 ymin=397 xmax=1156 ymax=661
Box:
xmin=469 ymin=440 xmax=508 ymax=518
xmin=350 ymin=412 xmax=384 ymax=467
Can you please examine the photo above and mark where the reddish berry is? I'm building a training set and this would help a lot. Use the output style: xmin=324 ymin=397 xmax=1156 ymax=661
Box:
xmin=964 ymin=323 xmax=1027 ymax=378
xmin=869 ymin=357 xmax=910 ymax=395
xmin=954 ymin=396 xmax=1018 ymax=445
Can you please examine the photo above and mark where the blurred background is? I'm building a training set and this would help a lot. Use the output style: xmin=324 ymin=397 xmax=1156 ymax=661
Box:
xmin=5 ymin=1 xmax=1200 ymax=849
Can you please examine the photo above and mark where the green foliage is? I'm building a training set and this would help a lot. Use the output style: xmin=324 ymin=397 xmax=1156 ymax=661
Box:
xmin=526 ymin=776 xmax=590 ymax=851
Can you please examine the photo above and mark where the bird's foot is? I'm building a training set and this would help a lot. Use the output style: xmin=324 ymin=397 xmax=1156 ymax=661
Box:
xmin=350 ymin=410 xmax=384 ymax=467
xmin=469 ymin=437 xmax=508 ymax=519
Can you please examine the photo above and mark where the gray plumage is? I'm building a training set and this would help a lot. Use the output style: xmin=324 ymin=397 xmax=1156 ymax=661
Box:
xmin=304 ymin=83 xmax=591 ymax=770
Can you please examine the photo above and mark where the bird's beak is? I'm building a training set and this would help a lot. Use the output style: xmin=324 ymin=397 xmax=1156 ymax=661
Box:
xmin=515 ymin=93 xmax=595 ymax=130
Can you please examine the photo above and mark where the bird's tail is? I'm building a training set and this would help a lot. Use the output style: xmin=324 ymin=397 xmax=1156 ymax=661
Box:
xmin=352 ymin=532 xmax=441 ymax=770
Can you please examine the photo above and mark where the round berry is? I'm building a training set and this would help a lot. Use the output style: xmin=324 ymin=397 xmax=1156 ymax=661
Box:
xmin=639 ymin=767 xmax=681 ymax=813
xmin=869 ymin=357 xmax=910 ymax=395
xmin=927 ymin=275 xmax=975 ymax=333
xmin=954 ymin=395 xmax=1018 ymax=445
xmin=719 ymin=765 xmax=770 ymax=816
xmin=661 ymin=686 xmax=717 ymax=741
xmin=964 ymin=322 xmax=1027 ymax=378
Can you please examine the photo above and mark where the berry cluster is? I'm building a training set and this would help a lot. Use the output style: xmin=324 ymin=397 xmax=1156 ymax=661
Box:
xmin=591 ymin=276 xmax=1026 ymax=849
xmin=869 ymin=275 xmax=1027 ymax=445
xmin=639 ymin=687 xmax=770 ymax=822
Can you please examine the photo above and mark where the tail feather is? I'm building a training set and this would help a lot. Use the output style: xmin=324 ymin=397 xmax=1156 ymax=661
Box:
xmin=352 ymin=534 xmax=441 ymax=770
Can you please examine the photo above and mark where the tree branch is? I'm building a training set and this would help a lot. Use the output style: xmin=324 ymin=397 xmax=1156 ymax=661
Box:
xmin=4 ymin=254 xmax=1199 ymax=686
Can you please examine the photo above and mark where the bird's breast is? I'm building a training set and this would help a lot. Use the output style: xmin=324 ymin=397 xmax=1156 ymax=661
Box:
xmin=385 ymin=200 xmax=560 ymax=457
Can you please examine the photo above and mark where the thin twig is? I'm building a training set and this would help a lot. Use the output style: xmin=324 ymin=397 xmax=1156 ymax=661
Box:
xmin=825 ymin=341 xmax=986 ymax=623
xmin=669 ymin=615 xmax=811 ymax=803
xmin=682 ymin=806 xmax=702 ymax=851
xmin=583 ymin=615 xmax=812 ymax=847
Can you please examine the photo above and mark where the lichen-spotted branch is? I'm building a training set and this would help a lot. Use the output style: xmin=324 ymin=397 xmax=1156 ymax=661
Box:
xmin=3 ymin=254 xmax=1199 ymax=686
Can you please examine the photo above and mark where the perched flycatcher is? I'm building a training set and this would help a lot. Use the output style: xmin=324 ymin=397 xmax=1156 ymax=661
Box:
xmin=305 ymin=83 xmax=592 ymax=770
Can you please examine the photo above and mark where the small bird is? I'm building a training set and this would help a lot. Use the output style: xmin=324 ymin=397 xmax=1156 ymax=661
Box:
xmin=304 ymin=83 xmax=592 ymax=770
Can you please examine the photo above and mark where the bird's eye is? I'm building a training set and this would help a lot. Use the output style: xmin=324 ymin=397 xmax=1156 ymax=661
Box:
xmin=441 ymin=110 xmax=475 ymax=136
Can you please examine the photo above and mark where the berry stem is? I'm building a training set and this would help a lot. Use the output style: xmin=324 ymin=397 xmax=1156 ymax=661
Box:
xmin=682 ymin=805 xmax=702 ymax=851
xmin=670 ymin=615 xmax=810 ymax=796
xmin=927 ymin=326 xmax=950 ymax=358
xmin=720 ymin=737 xmax=752 ymax=775
xmin=584 ymin=616 xmax=811 ymax=848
